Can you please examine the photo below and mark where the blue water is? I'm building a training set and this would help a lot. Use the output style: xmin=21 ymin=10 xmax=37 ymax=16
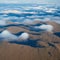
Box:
xmin=54 ymin=32 xmax=60 ymax=37
xmin=0 ymin=4 xmax=60 ymax=24
xmin=9 ymin=39 xmax=45 ymax=48
xmin=0 ymin=24 xmax=44 ymax=32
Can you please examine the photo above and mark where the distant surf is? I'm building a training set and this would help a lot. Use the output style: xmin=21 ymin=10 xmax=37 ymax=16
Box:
xmin=0 ymin=4 xmax=60 ymax=24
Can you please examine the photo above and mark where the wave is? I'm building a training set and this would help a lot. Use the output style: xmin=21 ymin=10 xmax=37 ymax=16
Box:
xmin=0 ymin=30 xmax=29 ymax=41
xmin=1 ymin=10 xmax=21 ymax=14
xmin=0 ymin=30 xmax=18 ymax=41
xmin=0 ymin=4 xmax=60 ymax=24
xmin=0 ymin=7 xmax=60 ymax=17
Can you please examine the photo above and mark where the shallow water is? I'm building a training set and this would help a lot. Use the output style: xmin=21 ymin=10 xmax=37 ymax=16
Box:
xmin=9 ymin=39 xmax=45 ymax=48
xmin=54 ymin=32 xmax=60 ymax=37
xmin=0 ymin=4 xmax=60 ymax=48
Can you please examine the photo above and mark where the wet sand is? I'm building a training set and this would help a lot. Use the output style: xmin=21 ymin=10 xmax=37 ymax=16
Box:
xmin=0 ymin=21 xmax=60 ymax=60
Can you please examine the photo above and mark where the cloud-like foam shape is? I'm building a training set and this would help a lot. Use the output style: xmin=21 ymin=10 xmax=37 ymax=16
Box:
xmin=0 ymin=30 xmax=18 ymax=41
xmin=0 ymin=30 xmax=29 ymax=41
xmin=1 ymin=10 xmax=36 ymax=14
xmin=18 ymin=32 xmax=29 ymax=41
xmin=35 ymin=24 xmax=54 ymax=32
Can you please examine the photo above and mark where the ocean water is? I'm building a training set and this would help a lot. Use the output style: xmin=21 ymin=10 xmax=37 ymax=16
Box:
xmin=0 ymin=4 xmax=60 ymax=24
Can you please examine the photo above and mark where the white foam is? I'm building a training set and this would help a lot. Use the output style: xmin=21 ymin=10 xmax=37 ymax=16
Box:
xmin=1 ymin=9 xmax=36 ymax=14
xmin=0 ymin=30 xmax=18 ymax=41
xmin=1 ymin=10 xmax=22 ymax=14
xmin=45 ymin=8 xmax=57 ymax=13
xmin=23 ymin=11 xmax=36 ymax=14
xmin=28 ymin=6 xmax=44 ymax=10
xmin=18 ymin=32 xmax=29 ymax=41
xmin=35 ymin=24 xmax=54 ymax=32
